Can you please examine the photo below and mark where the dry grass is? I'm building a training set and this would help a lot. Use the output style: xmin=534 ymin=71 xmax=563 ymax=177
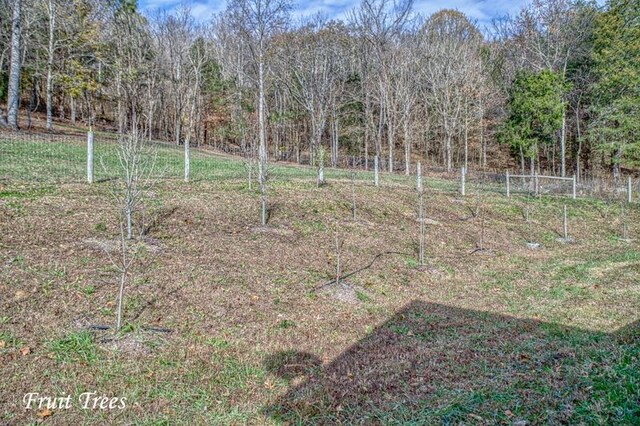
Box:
xmin=0 ymin=176 xmax=638 ymax=424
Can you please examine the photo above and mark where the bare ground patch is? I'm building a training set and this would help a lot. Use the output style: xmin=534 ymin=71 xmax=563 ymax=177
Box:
xmin=0 ymin=180 xmax=638 ymax=424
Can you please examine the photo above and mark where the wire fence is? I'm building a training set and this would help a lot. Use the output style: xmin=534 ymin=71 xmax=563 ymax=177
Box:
xmin=0 ymin=130 xmax=250 ymax=183
xmin=1 ymin=129 xmax=638 ymax=204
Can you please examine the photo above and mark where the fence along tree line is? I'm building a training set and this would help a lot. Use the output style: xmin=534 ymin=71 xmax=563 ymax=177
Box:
xmin=4 ymin=0 xmax=640 ymax=338
xmin=1 ymin=0 xmax=639 ymax=182
xmin=80 ymin=123 xmax=640 ymax=206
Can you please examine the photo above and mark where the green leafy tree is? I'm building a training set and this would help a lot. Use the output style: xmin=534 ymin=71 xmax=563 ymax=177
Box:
xmin=590 ymin=0 xmax=640 ymax=180
xmin=499 ymin=69 xmax=568 ymax=174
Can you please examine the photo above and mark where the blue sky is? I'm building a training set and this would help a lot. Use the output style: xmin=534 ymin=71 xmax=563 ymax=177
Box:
xmin=138 ymin=0 xmax=536 ymax=29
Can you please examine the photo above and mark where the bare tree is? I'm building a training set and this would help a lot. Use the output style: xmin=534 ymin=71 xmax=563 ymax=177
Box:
xmin=225 ymin=0 xmax=291 ymax=225
xmin=45 ymin=0 xmax=56 ymax=130
xmin=6 ymin=0 xmax=21 ymax=129
xmin=420 ymin=10 xmax=482 ymax=172
xmin=184 ymin=29 xmax=209 ymax=182
xmin=155 ymin=10 xmax=191 ymax=145
xmin=351 ymin=0 xmax=414 ymax=172
xmin=103 ymin=123 xmax=157 ymax=331
xmin=276 ymin=18 xmax=349 ymax=183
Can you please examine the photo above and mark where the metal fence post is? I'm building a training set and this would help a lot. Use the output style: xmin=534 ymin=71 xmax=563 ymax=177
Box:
xmin=87 ymin=129 xmax=94 ymax=184
xmin=374 ymin=155 xmax=379 ymax=187
xmin=572 ymin=174 xmax=576 ymax=199
xmin=460 ymin=166 xmax=466 ymax=196
xmin=628 ymin=176 xmax=632 ymax=203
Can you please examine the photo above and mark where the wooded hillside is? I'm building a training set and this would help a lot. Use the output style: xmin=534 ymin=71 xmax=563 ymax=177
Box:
xmin=1 ymin=0 xmax=638 ymax=180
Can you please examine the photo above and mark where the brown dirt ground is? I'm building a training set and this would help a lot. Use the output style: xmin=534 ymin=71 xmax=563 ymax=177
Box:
xmin=0 ymin=178 xmax=638 ymax=424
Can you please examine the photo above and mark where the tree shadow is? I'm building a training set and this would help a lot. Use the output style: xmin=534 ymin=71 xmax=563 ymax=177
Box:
xmin=264 ymin=350 xmax=322 ymax=382
xmin=615 ymin=319 xmax=639 ymax=343
xmin=264 ymin=300 xmax=638 ymax=424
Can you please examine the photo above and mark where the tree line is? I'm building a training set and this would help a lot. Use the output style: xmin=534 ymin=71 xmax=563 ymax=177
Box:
xmin=0 ymin=0 xmax=638 ymax=180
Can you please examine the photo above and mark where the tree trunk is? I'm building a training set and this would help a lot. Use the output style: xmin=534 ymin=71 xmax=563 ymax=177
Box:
xmin=258 ymin=51 xmax=268 ymax=226
xmin=46 ymin=0 xmax=55 ymax=131
xmin=403 ymin=120 xmax=410 ymax=175
xmin=560 ymin=110 xmax=566 ymax=177
xmin=575 ymin=103 xmax=582 ymax=182
xmin=7 ymin=0 xmax=22 ymax=130
xmin=116 ymin=268 xmax=126 ymax=331
xmin=363 ymin=101 xmax=370 ymax=170
xmin=387 ymin=119 xmax=394 ymax=172
xmin=480 ymin=95 xmax=486 ymax=168
xmin=464 ymin=113 xmax=468 ymax=172
xmin=27 ymin=79 xmax=35 ymax=129
xmin=376 ymin=99 xmax=384 ymax=166
xmin=612 ymin=147 xmax=621 ymax=185
xmin=70 ymin=96 xmax=77 ymax=124
xmin=175 ymin=117 xmax=181 ymax=145
xmin=445 ymin=132 xmax=452 ymax=173
xmin=331 ymin=114 xmax=338 ymax=168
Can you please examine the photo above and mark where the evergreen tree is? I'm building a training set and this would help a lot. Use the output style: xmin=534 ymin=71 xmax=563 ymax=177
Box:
xmin=499 ymin=69 xmax=568 ymax=173
xmin=590 ymin=0 xmax=640 ymax=179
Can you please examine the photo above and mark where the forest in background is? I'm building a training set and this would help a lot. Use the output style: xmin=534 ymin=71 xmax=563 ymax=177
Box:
xmin=0 ymin=0 xmax=638 ymax=181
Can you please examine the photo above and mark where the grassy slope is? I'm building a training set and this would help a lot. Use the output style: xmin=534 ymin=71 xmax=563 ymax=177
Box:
xmin=0 ymin=137 xmax=450 ymax=189
xmin=0 ymin=137 xmax=639 ymax=425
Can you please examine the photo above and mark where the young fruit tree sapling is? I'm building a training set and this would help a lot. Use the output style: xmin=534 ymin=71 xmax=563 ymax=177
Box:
xmin=351 ymin=172 xmax=356 ymax=220
xmin=104 ymin=127 xmax=157 ymax=331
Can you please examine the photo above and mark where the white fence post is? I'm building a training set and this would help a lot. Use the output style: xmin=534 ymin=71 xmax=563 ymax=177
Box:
xmin=460 ymin=166 xmax=466 ymax=196
xmin=572 ymin=174 xmax=577 ymax=199
xmin=374 ymin=155 xmax=379 ymax=187
xmin=505 ymin=170 xmax=510 ymax=198
xmin=416 ymin=162 xmax=422 ymax=192
xmin=628 ymin=176 xmax=632 ymax=203
xmin=87 ymin=129 xmax=94 ymax=184
xmin=563 ymin=204 xmax=568 ymax=240
xmin=184 ymin=138 xmax=190 ymax=183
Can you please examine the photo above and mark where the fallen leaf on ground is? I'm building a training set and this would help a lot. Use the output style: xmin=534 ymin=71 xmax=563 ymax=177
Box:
xmin=37 ymin=408 xmax=52 ymax=418
xmin=20 ymin=346 xmax=31 ymax=356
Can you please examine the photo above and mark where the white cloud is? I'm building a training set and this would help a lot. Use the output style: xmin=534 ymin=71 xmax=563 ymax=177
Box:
xmin=139 ymin=0 xmax=226 ymax=21
xmin=138 ymin=0 xmax=546 ymax=27
xmin=413 ymin=0 xmax=530 ymax=28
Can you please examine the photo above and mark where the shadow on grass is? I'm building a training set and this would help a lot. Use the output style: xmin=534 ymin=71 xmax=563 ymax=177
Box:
xmin=264 ymin=301 xmax=639 ymax=424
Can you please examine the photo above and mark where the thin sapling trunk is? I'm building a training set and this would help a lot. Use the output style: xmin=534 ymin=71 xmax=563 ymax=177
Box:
xmin=351 ymin=172 xmax=356 ymax=220
xmin=334 ymin=221 xmax=342 ymax=286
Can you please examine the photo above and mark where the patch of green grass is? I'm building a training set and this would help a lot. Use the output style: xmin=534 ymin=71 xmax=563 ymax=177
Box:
xmin=277 ymin=319 xmax=296 ymax=329
xmin=481 ymin=270 xmax=518 ymax=292
xmin=292 ymin=220 xmax=327 ymax=236
xmin=206 ymin=337 xmax=230 ymax=349
xmin=0 ymin=331 xmax=20 ymax=349
xmin=125 ymin=294 xmax=144 ymax=313
xmin=119 ymin=322 xmax=140 ymax=334
xmin=355 ymin=291 xmax=372 ymax=303
xmin=546 ymin=251 xmax=640 ymax=287
xmin=0 ymin=186 xmax=55 ymax=199
xmin=48 ymin=331 xmax=98 ymax=364
xmin=572 ymin=343 xmax=640 ymax=423
xmin=405 ymin=257 xmax=418 ymax=268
